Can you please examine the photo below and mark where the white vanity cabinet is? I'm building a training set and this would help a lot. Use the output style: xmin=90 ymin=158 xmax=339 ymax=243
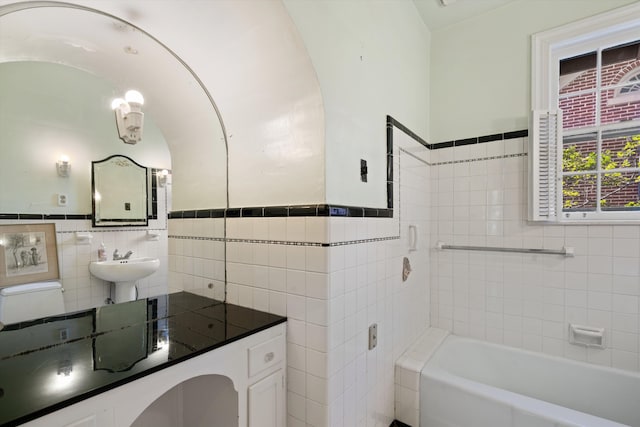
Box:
xmin=247 ymin=334 xmax=286 ymax=427
xmin=20 ymin=323 xmax=286 ymax=427
xmin=248 ymin=369 xmax=284 ymax=427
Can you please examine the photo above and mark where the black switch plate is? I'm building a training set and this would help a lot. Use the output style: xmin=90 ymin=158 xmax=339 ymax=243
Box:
xmin=361 ymin=159 xmax=368 ymax=182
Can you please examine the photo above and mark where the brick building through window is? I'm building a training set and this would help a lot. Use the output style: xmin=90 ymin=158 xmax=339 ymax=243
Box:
xmin=559 ymin=40 xmax=640 ymax=211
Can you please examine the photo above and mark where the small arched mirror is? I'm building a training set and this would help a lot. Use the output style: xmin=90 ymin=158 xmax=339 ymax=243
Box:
xmin=92 ymin=155 xmax=148 ymax=227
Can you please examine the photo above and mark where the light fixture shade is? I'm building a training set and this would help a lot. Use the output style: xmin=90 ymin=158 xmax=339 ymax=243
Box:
xmin=111 ymin=98 xmax=127 ymax=111
xmin=112 ymin=90 xmax=144 ymax=144
xmin=56 ymin=155 xmax=71 ymax=177
xmin=157 ymin=169 xmax=169 ymax=187
xmin=125 ymin=90 xmax=144 ymax=105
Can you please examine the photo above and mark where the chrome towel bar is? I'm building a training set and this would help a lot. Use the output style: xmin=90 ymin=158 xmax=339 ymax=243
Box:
xmin=435 ymin=241 xmax=574 ymax=257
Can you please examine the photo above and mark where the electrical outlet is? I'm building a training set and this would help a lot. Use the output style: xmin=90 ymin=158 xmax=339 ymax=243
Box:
xmin=57 ymin=193 xmax=68 ymax=206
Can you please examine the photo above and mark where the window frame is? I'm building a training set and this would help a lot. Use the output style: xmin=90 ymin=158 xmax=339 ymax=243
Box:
xmin=531 ymin=3 xmax=640 ymax=223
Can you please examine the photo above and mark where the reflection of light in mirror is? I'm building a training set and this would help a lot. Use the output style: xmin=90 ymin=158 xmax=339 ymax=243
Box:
xmin=112 ymin=90 xmax=145 ymax=145
xmin=56 ymin=154 xmax=71 ymax=177
xmin=94 ymin=191 xmax=101 ymax=202
xmin=157 ymin=169 xmax=169 ymax=187
xmin=47 ymin=362 xmax=77 ymax=394
xmin=148 ymin=343 xmax=169 ymax=364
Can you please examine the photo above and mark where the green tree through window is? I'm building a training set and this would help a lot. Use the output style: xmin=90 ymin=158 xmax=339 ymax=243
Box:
xmin=563 ymin=135 xmax=640 ymax=209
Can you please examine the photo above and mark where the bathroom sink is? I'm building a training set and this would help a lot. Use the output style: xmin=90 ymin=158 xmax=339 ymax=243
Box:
xmin=89 ymin=257 xmax=160 ymax=283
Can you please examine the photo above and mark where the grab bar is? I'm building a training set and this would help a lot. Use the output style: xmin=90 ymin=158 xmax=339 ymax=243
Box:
xmin=435 ymin=241 xmax=574 ymax=257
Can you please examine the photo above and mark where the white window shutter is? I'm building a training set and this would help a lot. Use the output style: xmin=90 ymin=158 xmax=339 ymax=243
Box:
xmin=529 ymin=110 xmax=562 ymax=222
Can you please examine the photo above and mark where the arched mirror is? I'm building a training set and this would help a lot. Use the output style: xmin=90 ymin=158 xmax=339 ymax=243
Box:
xmin=0 ymin=2 xmax=228 ymax=308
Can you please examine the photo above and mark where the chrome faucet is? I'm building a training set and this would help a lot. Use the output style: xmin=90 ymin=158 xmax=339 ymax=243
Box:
xmin=113 ymin=249 xmax=133 ymax=260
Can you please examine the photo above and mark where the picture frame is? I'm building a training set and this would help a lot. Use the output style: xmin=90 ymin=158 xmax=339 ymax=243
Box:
xmin=0 ymin=223 xmax=60 ymax=287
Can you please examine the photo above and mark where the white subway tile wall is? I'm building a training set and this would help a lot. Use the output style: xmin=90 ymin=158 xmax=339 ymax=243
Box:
xmin=167 ymin=217 xmax=225 ymax=301
xmin=225 ymin=132 xmax=431 ymax=426
xmin=430 ymin=137 xmax=640 ymax=372
xmin=0 ymin=184 xmax=169 ymax=312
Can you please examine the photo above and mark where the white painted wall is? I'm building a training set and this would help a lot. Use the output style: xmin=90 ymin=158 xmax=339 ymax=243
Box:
xmin=0 ymin=0 xmax=325 ymax=209
xmin=284 ymin=0 xmax=430 ymax=208
xmin=93 ymin=0 xmax=325 ymax=208
xmin=429 ymin=0 xmax=638 ymax=143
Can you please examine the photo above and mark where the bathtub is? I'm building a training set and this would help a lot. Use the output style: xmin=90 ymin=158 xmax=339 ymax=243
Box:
xmin=420 ymin=335 xmax=640 ymax=427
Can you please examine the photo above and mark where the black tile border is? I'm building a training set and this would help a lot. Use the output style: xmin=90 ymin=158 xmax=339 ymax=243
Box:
xmin=387 ymin=115 xmax=430 ymax=210
xmin=1 ymin=169 xmax=164 ymax=223
xmin=386 ymin=116 xmax=527 ymax=151
xmin=0 ymin=213 xmax=93 ymax=220
xmin=167 ymin=116 xmax=523 ymax=219
xmin=440 ymin=129 xmax=528 ymax=150
xmin=168 ymin=204 xmax=395 ymax=219
xmin=2 ymin=122 xmax=525 ymax=222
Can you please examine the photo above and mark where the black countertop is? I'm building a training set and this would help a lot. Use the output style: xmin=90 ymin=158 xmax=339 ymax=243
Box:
xmin=0 ymin=292 xmax=286 ymax=427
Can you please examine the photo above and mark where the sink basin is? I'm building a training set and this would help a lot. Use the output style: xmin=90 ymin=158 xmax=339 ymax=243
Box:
xmin=89 ymin=257 xmax=160 ymax=303
xmin=89 ymin=257 xmax=160 ymax=282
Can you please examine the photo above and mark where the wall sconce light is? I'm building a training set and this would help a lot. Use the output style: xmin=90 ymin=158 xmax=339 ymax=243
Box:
xmin=157 ymin=169 xmax=169 ymax=187
xmin=111 ymin=90 xmax=144 ymax=144
xmin=56 ymin=155 xmax=71 ymax=177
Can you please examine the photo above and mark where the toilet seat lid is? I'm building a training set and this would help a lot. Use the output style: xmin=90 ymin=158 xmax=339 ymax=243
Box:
xmin=0 ymin=281 xmax=62 ymax=296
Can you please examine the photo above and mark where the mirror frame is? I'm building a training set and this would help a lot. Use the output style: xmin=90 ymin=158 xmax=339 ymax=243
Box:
xmin=91 ymin=155 xmax=148 ymax=227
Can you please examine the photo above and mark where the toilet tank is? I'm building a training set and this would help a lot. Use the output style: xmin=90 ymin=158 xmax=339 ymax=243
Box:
xmin=0 ymin=281 xmax=65 ymax=324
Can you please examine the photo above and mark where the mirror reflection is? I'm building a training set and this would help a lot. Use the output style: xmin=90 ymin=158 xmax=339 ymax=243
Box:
xmin=92 ymin=155 xmax=148 ymax=227
xmin=0 ymin=4 xmax=228 ymax=213
xmin=0 ymin=3 xmax=228 ymax=313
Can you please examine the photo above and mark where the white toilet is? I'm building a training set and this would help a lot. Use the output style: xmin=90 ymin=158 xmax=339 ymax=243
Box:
xmin=0 ymin=281 xmax=66 ymax=324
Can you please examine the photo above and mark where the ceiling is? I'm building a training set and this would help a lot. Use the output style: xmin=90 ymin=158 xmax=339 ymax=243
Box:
xmin=412 ymin=0 xmax=518 ymax=31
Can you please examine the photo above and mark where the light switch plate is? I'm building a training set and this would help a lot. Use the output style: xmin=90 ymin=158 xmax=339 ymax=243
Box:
xmin=368 ymin=323 xmax=377 ymax=350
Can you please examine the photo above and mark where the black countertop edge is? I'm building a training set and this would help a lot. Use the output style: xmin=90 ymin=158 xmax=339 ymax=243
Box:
xmin=5 ymin=315 xmax=287 ymax=427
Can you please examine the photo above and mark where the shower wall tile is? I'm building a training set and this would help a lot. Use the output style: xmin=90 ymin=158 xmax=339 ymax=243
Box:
xmin=430 ymin=136 xmax=640 ymax=372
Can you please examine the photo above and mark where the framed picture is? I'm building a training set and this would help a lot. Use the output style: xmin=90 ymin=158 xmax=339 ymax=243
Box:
xmin=0 ymin=223 xmax=60 ymax=287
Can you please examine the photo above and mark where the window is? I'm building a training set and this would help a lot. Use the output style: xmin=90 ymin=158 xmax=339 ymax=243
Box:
xmin=616 ymin=69 xmax=640 ymax=103
xmin=530 ymin=3 xmax=640 ymax=222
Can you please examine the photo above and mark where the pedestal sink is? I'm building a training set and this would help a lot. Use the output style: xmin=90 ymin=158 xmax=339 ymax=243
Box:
xmin=89 ymin=257 xmax=160 ymax=303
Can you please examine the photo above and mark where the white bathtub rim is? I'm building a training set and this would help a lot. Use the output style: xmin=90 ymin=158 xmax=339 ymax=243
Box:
xmin=422 ymin=369 xmax=629 ymax=427
xmin=427 ymin=335 xmax=640 ymax=381
xmin=421 ymin=334 xmax=636 ymax=427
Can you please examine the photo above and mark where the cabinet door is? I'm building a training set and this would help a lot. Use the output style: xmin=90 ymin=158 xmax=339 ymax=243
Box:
xmin=248 ymin=369 xmax=284 ymax=427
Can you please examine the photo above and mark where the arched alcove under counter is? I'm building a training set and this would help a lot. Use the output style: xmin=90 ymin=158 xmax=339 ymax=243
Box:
xmin=0 ymin=293 xmax=286 ymax=427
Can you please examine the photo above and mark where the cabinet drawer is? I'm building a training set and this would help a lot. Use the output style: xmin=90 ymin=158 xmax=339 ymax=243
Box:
xmin=248 ymin=334 xmax=284 ymax=377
